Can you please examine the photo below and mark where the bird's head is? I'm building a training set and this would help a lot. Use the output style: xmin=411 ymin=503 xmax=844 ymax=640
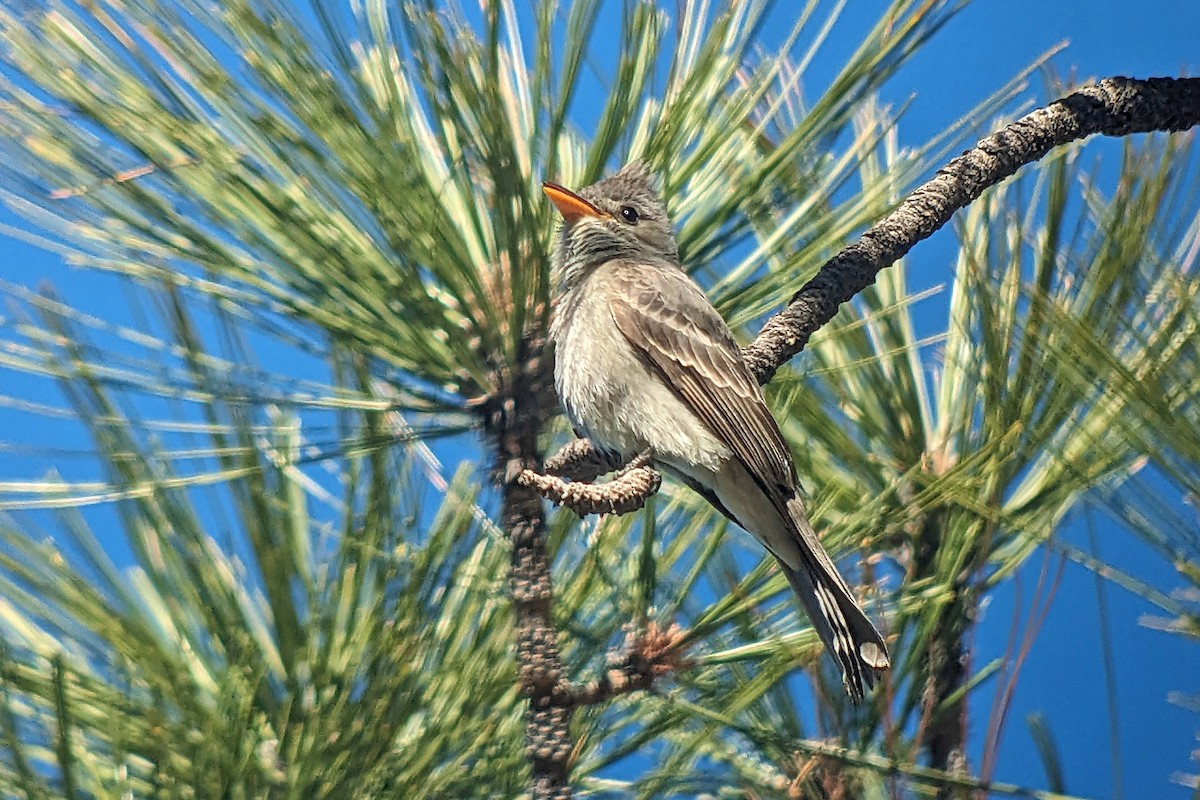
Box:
xmin=544 ymin=161 xmax=678 ymax=291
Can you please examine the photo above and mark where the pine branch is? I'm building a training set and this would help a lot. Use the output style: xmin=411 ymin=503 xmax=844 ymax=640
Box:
xmin=742 ymin=76 xmax=1200 ymax=382
xmin=487 ymin=339 xmax=576 ymax=800
xmin=738 ymin=75 xmax=1200 ymax=791
xmin=520 ymin=450 xmax=659 ymax=517
xmin=543 ymin=438 xmax=627 ymax=480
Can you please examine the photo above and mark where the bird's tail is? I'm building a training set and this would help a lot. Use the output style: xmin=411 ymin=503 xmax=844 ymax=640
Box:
xmin=781 ymin=498 xmax=890 ymax=702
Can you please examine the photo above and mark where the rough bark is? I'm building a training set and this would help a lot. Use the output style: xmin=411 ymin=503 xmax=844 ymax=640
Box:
xmin=531 ymin=77 xmax=1200 ymax=501
xmin=912 ymin=513 xmax=975 ymax=796
xmin=742 ymin=76 xmax=1200 ymax=382
xmin=487 ymin=343 xmax=679 ymax=799
xmin=486 ymin=338 xmax=575 ymax=799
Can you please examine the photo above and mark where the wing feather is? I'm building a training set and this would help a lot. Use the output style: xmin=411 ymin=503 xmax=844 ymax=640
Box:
xmin=606 ymin=264 xmax=796 ymax=498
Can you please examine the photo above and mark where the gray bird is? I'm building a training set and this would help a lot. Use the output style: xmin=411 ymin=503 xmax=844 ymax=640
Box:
xmin=544 ymin=161 xmax=890 ymax=700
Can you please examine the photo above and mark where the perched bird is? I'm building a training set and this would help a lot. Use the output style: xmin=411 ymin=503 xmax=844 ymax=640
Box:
xmin=544 ymin=161 xmax=889 ymax=700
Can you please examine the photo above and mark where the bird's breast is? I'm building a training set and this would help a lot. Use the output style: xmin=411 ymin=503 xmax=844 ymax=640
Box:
xmin=551 ymin=277 xmax=731 ymax=471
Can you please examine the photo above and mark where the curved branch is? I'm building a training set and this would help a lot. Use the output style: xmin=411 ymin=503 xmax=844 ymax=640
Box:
xmin=742 ymin=76 xmax=1200 ymax=383
xmin=542 ymin=437 xmax=628 ymax=480
xmin=520 ymin=450 xmax=659 ymax=516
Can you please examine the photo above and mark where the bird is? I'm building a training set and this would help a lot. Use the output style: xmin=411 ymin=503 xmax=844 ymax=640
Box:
xmin=543 ymin=160 xmax=889 ymax=700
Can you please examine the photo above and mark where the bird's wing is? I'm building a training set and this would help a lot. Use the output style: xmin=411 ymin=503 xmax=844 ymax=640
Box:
xmin=607 ymin=263 xmax=796 ymax=498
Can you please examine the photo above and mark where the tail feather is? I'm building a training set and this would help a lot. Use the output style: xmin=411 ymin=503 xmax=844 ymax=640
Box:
xmin=782 ymin=498 xmax=889 ymax=702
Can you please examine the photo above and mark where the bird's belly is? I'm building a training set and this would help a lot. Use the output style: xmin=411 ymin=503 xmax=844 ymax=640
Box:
xmin=554 ymin=296 xmax=731 ymax=471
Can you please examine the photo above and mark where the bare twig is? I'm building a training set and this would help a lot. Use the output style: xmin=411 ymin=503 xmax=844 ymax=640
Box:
xmin=525 ymin=78 xmax=1200 ymax=518
xmin=558 ymin=622 xmax=689 ymax=707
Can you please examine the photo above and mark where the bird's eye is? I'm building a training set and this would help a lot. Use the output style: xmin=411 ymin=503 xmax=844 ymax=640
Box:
xmin=619 ymin=206 xmax=640 ymax=224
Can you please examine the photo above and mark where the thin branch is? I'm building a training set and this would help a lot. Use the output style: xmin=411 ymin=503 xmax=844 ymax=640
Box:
xmin=497 ymin=389 xmax=682 ymax=798
xmin=543 ymin=437 xmax=627 ymax=480
xmin=556 ymin=622 xmax=688 ymax=707
xmin=787 ymin=737 xmax=1093 ymax=800
xmin=742 ymin=76 xmax=1200 ymax=382
xmin=520 ymin=450 xmax=659 ymax=516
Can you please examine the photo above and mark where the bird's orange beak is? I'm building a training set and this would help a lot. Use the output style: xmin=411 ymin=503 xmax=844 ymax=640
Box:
xmin=542 ymin=181 xmax=609 ymax=223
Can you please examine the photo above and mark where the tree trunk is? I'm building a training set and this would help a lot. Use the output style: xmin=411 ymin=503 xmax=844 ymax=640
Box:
xmin=487 ymin=340 xmax=574 ymax=799
xmin=914 ymin=517 xmax=974 ymax=798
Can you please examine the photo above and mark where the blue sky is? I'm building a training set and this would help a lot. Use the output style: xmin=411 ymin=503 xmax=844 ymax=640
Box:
xmin=1 ymin=0 xmax=1198 ymax=797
